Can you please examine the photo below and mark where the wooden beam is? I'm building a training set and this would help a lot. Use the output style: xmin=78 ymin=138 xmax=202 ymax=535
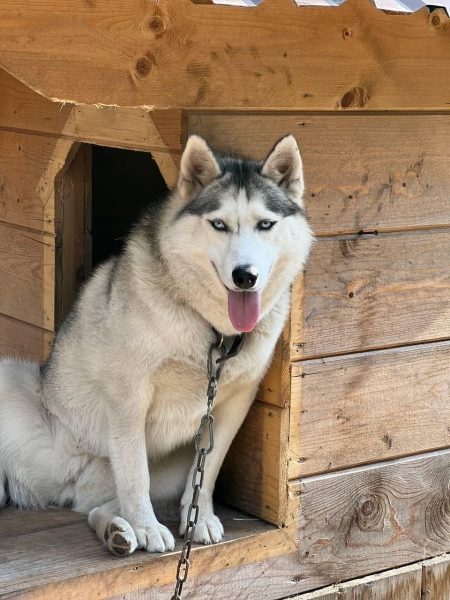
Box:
xmin=54 ymin=145 xmax=92 ymax=326
xmin=289 ymin=340 xmax=450 ymax=478
xmin=1 ymin=0 xmax=450 ymax=110
xmin=292 ymin=450 xmax=450 ymax=592
xmin=0 ymin=69 xmax=182 ymax=190
xmin=217 ymin=400 xmax=289 ymax=526
xmin=188 ymin=112 xmax=450 ymax=236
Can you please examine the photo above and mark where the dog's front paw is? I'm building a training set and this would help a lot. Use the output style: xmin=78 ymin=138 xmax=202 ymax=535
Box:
xmin=179 ymin=507 xmax=224 ymax=545
xmin=134 ymin=522 xmax=175 ymax=553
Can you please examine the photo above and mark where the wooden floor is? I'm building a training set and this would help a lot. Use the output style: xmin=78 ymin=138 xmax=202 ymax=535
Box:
xmin=0 ymin=505 xmax=274 ymax=598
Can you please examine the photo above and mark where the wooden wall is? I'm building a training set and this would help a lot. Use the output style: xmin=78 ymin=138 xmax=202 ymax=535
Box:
xmin=190 ymin=111 xmax=450 ymax=593
xmin=0 ymin=68 xmax=181 ymax=361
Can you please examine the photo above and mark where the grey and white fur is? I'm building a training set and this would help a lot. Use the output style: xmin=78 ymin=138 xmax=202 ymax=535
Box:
xmin=0 ymin=135 xmax=313 ymax=556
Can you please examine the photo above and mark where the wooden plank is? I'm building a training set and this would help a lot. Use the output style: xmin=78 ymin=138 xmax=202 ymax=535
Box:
xmin=188 ymin=112 xmax=450 ymax=235
xmin=0 ymin=314 xmax=52 ymax=362
xmin=0 ymin=68 xmax=71 ymax=135
xmin=292 ymin=229 xmax=450 ymax=359
xmin=55 ymin=144 xmax=92 ymax=325
xmin=292 ymin=450 xmax=450 ymax=593
xmin=1 ymin=0 xmax=450 ymax=110
xmin=0 ymin=223 xmax=55 ymax=331
xmin=289 ymin=341 xmax=450 ymax=479
xmin=0 ymin=505 xmax=294 ymax=600
xmin=1 ymin=507 xmax=86 ymax=539
xmin=422 ymin=554 xmax=450 ymax=599
xmin=217 ymin=400 xmax=289 ymax=526
xmin=0 ymin=130 xmax=71 ymax=233
xmin=291 ymin=563 xmax=422 ymax=599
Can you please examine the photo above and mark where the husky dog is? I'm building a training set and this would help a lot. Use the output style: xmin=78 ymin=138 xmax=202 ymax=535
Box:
xmin=0 ymin=135 xmax=313 ymax=556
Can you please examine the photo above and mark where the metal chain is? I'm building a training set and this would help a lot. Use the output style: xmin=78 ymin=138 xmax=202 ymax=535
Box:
xmin=170 ymin=335 xmax=227 ymax=600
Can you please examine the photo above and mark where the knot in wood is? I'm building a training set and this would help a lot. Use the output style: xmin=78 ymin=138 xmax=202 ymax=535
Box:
xmin=148 ymin=16 xmax=166 ymax=35
xmin=340 ymin=87 xmax=368 ymax=110
xmin=135 ymin=57 xmax=152 ymax=79
xmin=425 ymin=490 xmax=450 ymax=544
xmin=356 ymin=494 xmax=386 ymax=531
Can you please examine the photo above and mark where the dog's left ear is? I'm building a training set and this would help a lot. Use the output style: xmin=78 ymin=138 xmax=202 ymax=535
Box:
xmin=262 ymin=135 xmax=304 ymax=205
xmin=178 ymin=135 xmax=221 ymax=201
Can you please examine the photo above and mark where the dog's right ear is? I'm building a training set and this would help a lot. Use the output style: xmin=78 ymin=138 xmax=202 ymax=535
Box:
xmin=177 ymin=136 xmax=221 ymax=201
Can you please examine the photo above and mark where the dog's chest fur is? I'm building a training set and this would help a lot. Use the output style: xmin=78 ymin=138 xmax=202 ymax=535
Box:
xmin=143 ymin=335 xmax=267 ymax=458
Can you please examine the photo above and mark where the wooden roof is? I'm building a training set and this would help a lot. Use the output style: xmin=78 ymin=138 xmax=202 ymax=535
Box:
xmin=0 ymin=0 xmax=449 ymax=110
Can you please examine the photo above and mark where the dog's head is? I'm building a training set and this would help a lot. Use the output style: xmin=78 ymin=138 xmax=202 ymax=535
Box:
xmin=160 ymin=135 xmax=314 ymax=334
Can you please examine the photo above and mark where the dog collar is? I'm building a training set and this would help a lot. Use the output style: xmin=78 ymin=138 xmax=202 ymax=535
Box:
xmin=212 ymin=329 xmax=247 ymax=364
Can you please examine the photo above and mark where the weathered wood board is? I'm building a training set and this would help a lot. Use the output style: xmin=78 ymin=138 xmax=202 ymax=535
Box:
xmin=0 ymin=505 xmax=291 ymax=600
xmin=289 ymin=341 xmax=450 ymax=479
xmin=0 ymin=314 xmax=52 ymax=362
xmin=291 ymin=563 xmax=423 ymax=599
xmin=55 ymin=144 xmax=92 ymax=325
xmin=188 ymin=112 xmax=450 ymax=235
xmin=0 ymin=223 xmax=55 ymax=331
xmin=293 ymin=450 xmax=450 ymax=592
xmin=217 ymin=400 xmax=289 ymax=526
xmin=292 ymin=230 xmax=450 ymax=359
xmin=422 ymin=554 xmax=450 ymax=599
xmin=1 ymin=0 xmax=450 ymax=110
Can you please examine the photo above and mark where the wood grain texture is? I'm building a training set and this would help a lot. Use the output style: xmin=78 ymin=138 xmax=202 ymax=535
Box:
xmin=0 ymin=314 xmax=52 ymax=362
xmin=188 ymin=112 xmax=450 ymax=235
xmin=293 ymin=230 xmax=450 ymax=359
xmin=0 ymin=223 xmax=55 ymax=331
xmin=291 ymin=563 xmax=422 ymax=599
xmin=55 ymin=144 xmax=92 ymax=325
xmin=289 ymin=341 xmax=450 ymax=479
xmin=1 ymin=0 xmax=450 ymax=109
xmin=0 ymin=505 xmax=295 ymax=600
xmin=0 ymin=68 xmax=71 ymax=135
xmin=293 ymin=450 xmax=450 ymax=592
xmin=217 ymin=400 xmax=289 ymax=526
xmin=0 ymin=130 xmax=68 ymax=233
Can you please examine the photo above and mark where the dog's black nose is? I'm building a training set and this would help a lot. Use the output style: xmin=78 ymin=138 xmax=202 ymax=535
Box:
xmin=232 ymin=266 xmax=259 ymax=290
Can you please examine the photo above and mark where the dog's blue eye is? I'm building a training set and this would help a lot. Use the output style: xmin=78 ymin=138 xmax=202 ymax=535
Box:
xmin=210 ymin=219 xmax=227 ymax=231
xmin=258 ymin=220 xmax=275 ymax=231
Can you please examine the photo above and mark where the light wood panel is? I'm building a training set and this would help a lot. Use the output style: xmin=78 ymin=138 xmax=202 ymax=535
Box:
xmin=293 ymin=450 xmax=450 ymax=592
xmin=1 ymin=0 xmax=450 ymax=109
xmin=188 ymin=112 xmax=450 ymax=235
xmin=0 ymin=314 xmax=52 ymax=362
xmin=292 ymin=230 xmax=450 ymax=359
xmin=217 ymin=400 xmax=289 ymax=526
xmin=289 ymin=341 xmax=450 ymax=479
xmin=0 ymin=130 xmax=67 ymax=233
xmin=0 ymin=223 xmax=55 ymax=331
xmin=291 ymin=563 xmax=422 ymax=599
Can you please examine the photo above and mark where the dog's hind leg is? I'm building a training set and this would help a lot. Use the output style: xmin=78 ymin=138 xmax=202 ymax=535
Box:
xmin=88 ymin=499 xmax=138 ymax=557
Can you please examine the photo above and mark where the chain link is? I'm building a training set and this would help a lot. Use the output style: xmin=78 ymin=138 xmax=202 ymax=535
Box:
xmin=170 ymin=336 xmax=227 ymax=600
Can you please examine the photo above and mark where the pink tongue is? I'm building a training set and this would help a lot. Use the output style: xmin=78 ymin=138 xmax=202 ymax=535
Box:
xmin=227 ymin=290 xmax=261 ymax=332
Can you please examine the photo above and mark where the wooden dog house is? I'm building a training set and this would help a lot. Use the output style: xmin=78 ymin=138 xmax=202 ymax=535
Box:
xmin=2 ymin=0 xmax=450 ymax=597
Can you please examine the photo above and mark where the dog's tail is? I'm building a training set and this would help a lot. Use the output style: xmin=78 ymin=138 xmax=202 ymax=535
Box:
xmin=0 ymin=358 xmax=44 ymax=509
